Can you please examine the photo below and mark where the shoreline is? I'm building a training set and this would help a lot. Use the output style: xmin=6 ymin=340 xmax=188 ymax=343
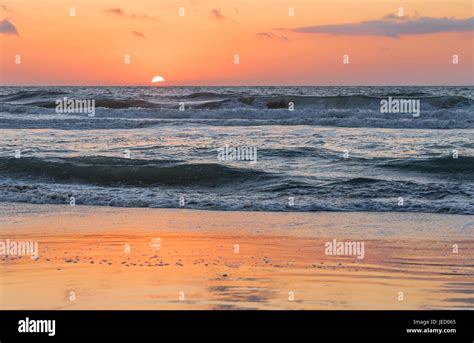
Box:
xmin=1 ymin=202 xmax=473 ymax=310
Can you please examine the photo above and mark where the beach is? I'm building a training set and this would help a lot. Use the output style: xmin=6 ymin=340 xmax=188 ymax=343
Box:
xmin=1 ymin=202 xmax=473 ymax=310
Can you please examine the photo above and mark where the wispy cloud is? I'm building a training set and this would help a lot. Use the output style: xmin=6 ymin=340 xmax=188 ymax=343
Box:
xmin=210 ymin=8 xmax=225 ymax=21
xmin=0 ymin=19 xmax=18 ymax=35
xmin=103 ymin=8 xmax=125 ymax=16
xmin=130 ymin=14 xmax=159 ymax=22
xmin=103 ymin=8 xmax=159 ymax=22
xmin=256 ymin=32 xmax=288 ymax=41
xmin=293 ymin=14 xmax=474 ymax=38
xmin=0 ymin=4 xmax=14 ymax=13
xmin=132 ymin=31 xmax=146 ymax=39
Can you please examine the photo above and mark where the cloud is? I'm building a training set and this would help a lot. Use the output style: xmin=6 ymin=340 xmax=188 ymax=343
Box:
xmin=130 ymin=14 xmax=159 ymax=22
xmin=210 ymin=9 xmax=225 ymax=21
xmin=103 ymin=8 xmax=125 ymax=16
xmin=293 ymin=14 xmax=474 ymax=38
xmin=0 ymin=5 xmax=14 ymax=13
xmin=103 ymin=8 xmax=159 ymax=21
xmin=0 ymin=19 xmax=18 ymax=35
xmin=256 ymin=32 xmax=288 ymax=41
xmin=132 ymin=31 xmax=146 ymax=39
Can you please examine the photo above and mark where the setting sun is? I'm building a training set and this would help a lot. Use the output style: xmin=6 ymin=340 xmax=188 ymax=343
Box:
xmin=151 ymin=75 xmax=165 ymax=83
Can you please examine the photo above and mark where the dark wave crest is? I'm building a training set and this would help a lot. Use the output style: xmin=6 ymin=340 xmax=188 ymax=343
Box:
xmin=378 ymin=156 xmax=474 ymax=176
xmin=0 ymin=157 xmax=271 ymax=186
xmin=1 ymin=90 xmax=68 ymax=101
xmin=261 ymin=94 xmax=472 ymax=109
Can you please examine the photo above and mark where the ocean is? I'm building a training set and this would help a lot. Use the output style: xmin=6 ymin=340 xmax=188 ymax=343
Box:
xmin=0 ymin=86 xmax=472 ymax=213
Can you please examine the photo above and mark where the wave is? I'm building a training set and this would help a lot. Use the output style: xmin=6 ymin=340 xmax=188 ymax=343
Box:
xmin=1 ymin=87 xmax=472 ymax=129
xmin=0 ymin=176 xmax=471 ymax=214
xmin=2 ymin=90 xmax=471 ymax=110
xmin=332 ymin=177 xmax=385 ymax=185
xmin=19 ymin=98 xmax=232 ymax=110
xmin=165 ymin=93 xmax=473 ymax=110
xmin=0 ymin=108 xmax=472 ymax=130
xmin=258 ymin=147 xmax=331 ymax=159
xmin=180 ymin=91 xmax=234 ymax=99
xmin=0 ymin=90 xmax=68 ymax=101
xmin=260 ymin=94 xmax=472 ymax=110
xmin=0 ymin=156 xmax=272 ymax=186
xmin=26 ymin=99 xmax=161 ymax=109
xmin=423 ymin=95 xmax=472 ymax=109
xmin=379 ymin=156 xmax=474 ymax=176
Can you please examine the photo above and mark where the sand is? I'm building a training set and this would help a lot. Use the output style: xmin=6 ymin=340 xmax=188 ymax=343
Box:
xmin=0 ymin=203 xmax=473 ymax=310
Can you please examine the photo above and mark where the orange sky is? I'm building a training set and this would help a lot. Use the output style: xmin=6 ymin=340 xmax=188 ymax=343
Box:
xmin=0 ymin=0 xmax=473 ymax=85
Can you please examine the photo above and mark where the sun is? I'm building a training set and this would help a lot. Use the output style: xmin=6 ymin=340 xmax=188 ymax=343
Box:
xmin=151 ymin=76 xmax=165 ymax=83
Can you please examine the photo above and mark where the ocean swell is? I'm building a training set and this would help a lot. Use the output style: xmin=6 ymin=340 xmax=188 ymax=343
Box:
xmin=0 ymin=156 xmax=271 ymax=186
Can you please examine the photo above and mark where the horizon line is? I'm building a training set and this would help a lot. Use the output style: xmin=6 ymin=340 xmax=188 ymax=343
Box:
xmin=1 ymin=84 xmax=473 ymax=88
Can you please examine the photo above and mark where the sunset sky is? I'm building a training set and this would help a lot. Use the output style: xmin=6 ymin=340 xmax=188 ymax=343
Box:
xmin=0 ymin=0 xmax=472 ymax=85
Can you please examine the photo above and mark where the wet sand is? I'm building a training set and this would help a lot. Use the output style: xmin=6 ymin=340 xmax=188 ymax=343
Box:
xmin=0 ymin=203 xmax=473 ymax=310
